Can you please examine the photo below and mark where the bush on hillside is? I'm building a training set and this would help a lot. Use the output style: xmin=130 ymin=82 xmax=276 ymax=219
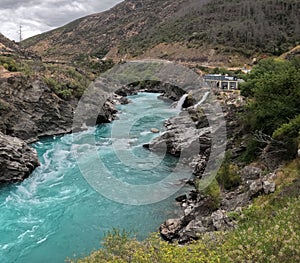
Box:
xmin=240 ymin=58 xmax=300 ymax=162
xmin=0 ymin=56 xmax=18 ymax=72
xmin=217 ymin=152 xmax=241 ymax=190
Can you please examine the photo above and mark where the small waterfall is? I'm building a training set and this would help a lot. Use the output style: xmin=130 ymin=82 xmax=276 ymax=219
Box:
xmin=175 ymin=94 xmax=188 ymax=110
xmin=194 ymin=91 xmax=210 ymax=108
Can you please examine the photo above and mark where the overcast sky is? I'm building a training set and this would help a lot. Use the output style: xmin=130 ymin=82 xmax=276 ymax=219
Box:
xmin=0 ymin=0 xmax=123 ymax=41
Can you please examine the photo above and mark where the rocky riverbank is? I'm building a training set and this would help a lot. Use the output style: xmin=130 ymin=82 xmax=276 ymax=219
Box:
xmin=144 ymin=90 xmax=278 ymax=243
xmin=160 ymin=165 xmax=277 ymax=243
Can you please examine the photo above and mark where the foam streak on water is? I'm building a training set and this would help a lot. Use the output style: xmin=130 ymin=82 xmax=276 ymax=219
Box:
xmin=0 ymin=93 xmax=189 ymax=263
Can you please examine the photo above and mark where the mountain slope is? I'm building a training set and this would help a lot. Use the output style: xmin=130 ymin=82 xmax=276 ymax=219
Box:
xmin=23 ymin=0 xmax=185 ymax=60
xmin=23 ymin=0 xmax=300 ymax=65
xmin=0 ymin=33 xmax=20 ymax=56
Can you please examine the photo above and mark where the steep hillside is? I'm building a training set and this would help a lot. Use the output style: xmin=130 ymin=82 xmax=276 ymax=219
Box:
xmin=23 ymin=0 xmax=300 ymax=65
xmin=0 ymin=33 xmax=38 ymax=60
xmin=0 ymin=33 xmax=20 ymax=56
xmin=23 ymin=0 xmax=185 ymax=61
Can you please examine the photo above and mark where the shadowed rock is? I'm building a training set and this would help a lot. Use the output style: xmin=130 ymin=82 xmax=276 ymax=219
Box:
xmin=0 ymin=132 xmax=39 ymax=183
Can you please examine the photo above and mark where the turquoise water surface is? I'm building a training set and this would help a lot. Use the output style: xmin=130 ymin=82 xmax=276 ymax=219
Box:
xmin=0 ymin=93 xmax=190 ymax=263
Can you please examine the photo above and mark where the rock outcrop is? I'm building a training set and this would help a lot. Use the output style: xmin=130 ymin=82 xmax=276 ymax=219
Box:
xmin=0 ymin=75 xmax=76 ymax=142
xmin=145 ymin=112 xmax=211 ymax=159
xmin=0 ymin=132 xmax=39 ymax=183
xmin=0 ymin=74 xmax=119 ymax=142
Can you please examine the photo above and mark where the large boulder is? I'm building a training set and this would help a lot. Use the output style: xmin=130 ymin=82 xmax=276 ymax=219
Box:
xmin=0 ymin=132 xmax=39 ymax=183
xmin=146 ymin=112 xmax=211 ymax=158
xmin=160 ymin=218 xmax=182 ymax=241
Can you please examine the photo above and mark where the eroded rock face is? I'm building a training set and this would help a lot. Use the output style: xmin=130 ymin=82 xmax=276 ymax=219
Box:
xmin=0 ymin=75 xmax=119 ymax=142
xmin=0 ymin=132 xmax=39 ymax=183
xmin=0 ymin=76 xmax=76 ymax=142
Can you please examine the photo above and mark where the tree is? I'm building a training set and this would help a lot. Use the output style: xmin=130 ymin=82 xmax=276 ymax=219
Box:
xmin=241 ymin=58 xmax=300 ymax=135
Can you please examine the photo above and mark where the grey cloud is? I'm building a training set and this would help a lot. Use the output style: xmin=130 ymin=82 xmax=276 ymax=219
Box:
xmin=0 ymin=0 xmax=122 ymax=40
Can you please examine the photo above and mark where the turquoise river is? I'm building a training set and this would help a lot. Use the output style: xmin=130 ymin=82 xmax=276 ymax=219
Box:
xmin=0 ymin=93 xmax=191 ymax=263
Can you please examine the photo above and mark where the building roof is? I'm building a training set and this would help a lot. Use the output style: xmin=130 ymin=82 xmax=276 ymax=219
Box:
xmin=204 ymin=74 xmax=238 ymax=81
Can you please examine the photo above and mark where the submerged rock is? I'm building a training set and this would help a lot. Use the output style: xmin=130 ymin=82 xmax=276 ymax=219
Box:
xmin=0 ymin=132 xmax=39 ymax=183
xmin=150 ymin=128 xmax=160 ymax=133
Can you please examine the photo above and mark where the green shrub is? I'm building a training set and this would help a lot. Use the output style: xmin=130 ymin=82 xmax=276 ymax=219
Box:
xmin=57 ymin=89 xmax=73 ymax=99
xmin=272 ymin=114 xmax=300 ymax=159
xmin=239 ymin=136 xmax=265 ymax=163
xmin=240 ymin=58 xmax=300 ymax=162
xmin=273 ymin=114 xmax=300 ymax=140
xmin=94 ymin=59 xmax=114 ymax=73
xmin=223 ymin=196 xmax=300 ymax=263
xmin=196 ymin=178 xmax=221 ymax=210
xmin=241 ymin=58 xmax=300 ymax=135
xmin=217 ymin=152 xmax=241 ymax=190
xmin=0 ymin=56 xmax=18 ymax=72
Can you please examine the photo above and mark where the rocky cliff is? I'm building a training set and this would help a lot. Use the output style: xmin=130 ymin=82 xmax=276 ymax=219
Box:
xmin=0 ymin=132 xmax=39 ymax=183
xmin=0 ymin=33 xmax=39 ymax=60
xmin=0 ymin=74 xmax=76 ymax=142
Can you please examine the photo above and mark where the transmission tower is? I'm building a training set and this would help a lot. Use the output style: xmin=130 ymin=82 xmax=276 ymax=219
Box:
xmin=18 ymin=24 xmax=23 ymax=43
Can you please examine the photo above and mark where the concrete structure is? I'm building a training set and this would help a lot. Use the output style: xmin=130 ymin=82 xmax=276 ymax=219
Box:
xmin=204 ymin=74 xmax=239 ymax=90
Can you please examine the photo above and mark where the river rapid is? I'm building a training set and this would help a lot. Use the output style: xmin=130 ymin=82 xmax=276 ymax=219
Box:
xmin=0 ymin=93 xmax=191 ymax=263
